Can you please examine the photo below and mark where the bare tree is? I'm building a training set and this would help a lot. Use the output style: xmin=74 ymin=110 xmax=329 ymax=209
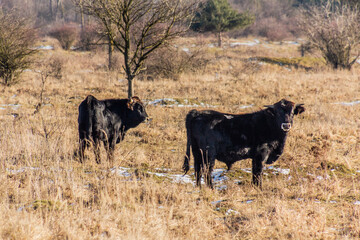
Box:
xmin=75 ymin=0 xmax=199 ymax=98
xmin=0 ymin=11 xmax=38 ymax=86
xmin=299 ymin=0 xmax=360 ymax=70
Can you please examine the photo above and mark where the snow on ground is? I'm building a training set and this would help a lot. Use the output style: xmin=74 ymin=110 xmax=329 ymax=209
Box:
xmin=147 ymin=98 xmax=216 ymax=108
xmin=6 ymin=165 xmax=360 ymax=205
xmin=334 ymin=100 xmax=360 ymax=106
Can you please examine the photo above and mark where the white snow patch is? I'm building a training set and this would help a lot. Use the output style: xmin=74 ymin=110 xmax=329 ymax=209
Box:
xmin=0 ymin=104 xmax=21 ymax=110
xmin=6 ymin=167 xmax=40 ymax=174
xmin=226 ymin=209 xmax=240 ymax=215
xmin=238 ymin=104 xmax=254 ymax=109
xmin=110 ymin=167 xmax=132 ymax=177
xmin=334 ymin=100 xmax=360 ymax=106
xmin=211 ymin=200 xmax=224 ymax=205
xmin=147 ymin=98 xmax=215 ymax=108
xmin=35 ymin=45 xmax=54 ymax=50
xmin=182 ymin=47 xmax=190 ymax=53
xmin=230 ymin=41 xmax=259 ymax=47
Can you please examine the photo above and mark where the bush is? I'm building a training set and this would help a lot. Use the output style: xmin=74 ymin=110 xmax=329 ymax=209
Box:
xmin=79 ymin=25 xmax=101 ymax=51
xmin=243 ymin=17 xmax=293 ymax=41
xmin=141 ymin=45 xmax=210 ymax=80
xmin=49 ymin=23 xmax=78 ymax=50
xmin=299 ymin=1 xmax=360 ymax=70
xmin=0 ymin=11 xmax=38 ymax=86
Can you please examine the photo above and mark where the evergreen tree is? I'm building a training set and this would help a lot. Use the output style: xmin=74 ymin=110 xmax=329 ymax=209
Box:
xmin=191 ymin=0 xmax=254 ymax=47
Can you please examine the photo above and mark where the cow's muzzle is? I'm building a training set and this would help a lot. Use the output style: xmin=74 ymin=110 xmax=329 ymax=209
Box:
xmin=145 ymin=117 xmax=152 ymax=124
xmin=281 ymin=123 xmax=292 ymax=132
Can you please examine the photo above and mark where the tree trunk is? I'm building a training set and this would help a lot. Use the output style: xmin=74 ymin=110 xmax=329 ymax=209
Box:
xmin=217 ymin=31 xmax=222 ymax=47
xmin=79 ymin=0 xmax=84 ymax=31
xmin=108 ymin=36 xmax=113 ymax=70
xmin=49 ymin=0 xmax=53 ymax=20
xmin=127 ymin=76 xmax=134 ymax=98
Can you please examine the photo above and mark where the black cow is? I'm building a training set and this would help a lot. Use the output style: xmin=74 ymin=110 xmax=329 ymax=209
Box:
xmin=78 ymin=95 xmax=148 ymax=163
xmin=183 ymin=99 xmax=305 ymax=189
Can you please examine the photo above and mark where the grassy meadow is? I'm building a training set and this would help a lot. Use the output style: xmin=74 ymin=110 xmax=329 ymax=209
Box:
xmin=1 ymin=36 xmax=360 ymax=239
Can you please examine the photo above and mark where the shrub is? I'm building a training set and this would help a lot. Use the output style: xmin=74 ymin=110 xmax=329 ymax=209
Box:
xmin=299 ymin=1 xmax=360 ymax=70
xmin=0 ymin=11 xmax=38 ymax=86
xmin=49 ymin=23 xmax=78 ymax=50
xmin=79 ymin=24 xmax=101 ymax=51
xmin=141 ymin=45 xmax=210 ymax=80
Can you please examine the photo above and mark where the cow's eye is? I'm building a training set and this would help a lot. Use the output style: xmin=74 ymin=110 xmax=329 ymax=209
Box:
xmin=135 ymin=104 xmax=143 ymax=111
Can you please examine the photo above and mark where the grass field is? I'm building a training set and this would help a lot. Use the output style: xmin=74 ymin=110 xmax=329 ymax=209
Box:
xmin=1 ymin=37 xmax=360 ymax=239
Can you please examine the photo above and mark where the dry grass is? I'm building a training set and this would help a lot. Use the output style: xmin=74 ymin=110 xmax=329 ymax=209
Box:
xmin=1 ymin=36 xmax=360 ymax=239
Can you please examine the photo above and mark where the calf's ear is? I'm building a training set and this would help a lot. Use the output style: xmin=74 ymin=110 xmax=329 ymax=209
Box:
xmin=294 ymin=104 xmax=305 ymax=115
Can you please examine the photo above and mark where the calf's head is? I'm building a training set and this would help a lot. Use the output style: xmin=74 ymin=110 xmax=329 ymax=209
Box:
xmin=265 ymin=99 xmax=305 ymax=132
xmin=126 ymin=96 xmax=149 ymax=127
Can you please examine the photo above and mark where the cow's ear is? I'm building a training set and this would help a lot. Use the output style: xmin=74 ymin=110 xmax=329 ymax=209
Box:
xmin=264 ymin=105 xmax=275 ymax=116
xmin=127 ymin=98 xmax=134 ymax=110
xmin=294 ymin=104 xmax=305 ymax=115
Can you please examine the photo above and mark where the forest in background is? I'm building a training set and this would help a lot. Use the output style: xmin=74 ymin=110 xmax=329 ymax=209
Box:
xmin=2 ymin=0 xmax=359 ymax=42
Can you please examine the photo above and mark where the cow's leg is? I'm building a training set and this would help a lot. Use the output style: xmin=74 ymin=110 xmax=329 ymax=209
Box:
xmin=192 ymin=145 xmax=203 ymax=187
xmin=93 ymin=138 xmax=101 ymax=164
xmin=252 ymin=157 xmax=263 ymax=189
xmin=106 ymin=137 xmax=116 ymax=164
xmin=204 ymin=148 xmax=216 ymax=189
xmin=252 ymin=145 xmax=272 ymax=189
xmin=79 ymin=139 xmax=86 ymax=163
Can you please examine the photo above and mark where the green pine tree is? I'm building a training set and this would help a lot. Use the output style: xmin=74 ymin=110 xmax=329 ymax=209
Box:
xmin=191 ymin=0 xmax=254 ymax=47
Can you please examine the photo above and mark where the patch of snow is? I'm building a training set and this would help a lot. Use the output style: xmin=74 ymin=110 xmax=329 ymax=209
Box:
xmin=182 ymin=47 xmax=190 ymax=53
xmin=35 ymin=45 xmax=54 ymax=50
xmin=155 ymin=168 xmax=172 ymax=172
xmin=110 ymin=167 xmax=132 ymax=177
xmin=212 ymin=168 xmax=228 ymax=183
xmin=241 ymin=168 xmax=252 ymax=174
xmin=217 ymin=185 xmax=227 ymax=191
xmin=225 ymin=209 xmax=240 ymax=215
xmin=354 ymin=201 xmax=360 ymax=205
xmin=147 ymin=98 xmax=215 ymax=108
xmin=230 ymin=41 xmax=259 ymax=47
xmin=211 ymin=200 xmax=224 ymax=205
xmin=0 ymin=104 xmax=21 ymax=110
xmin=238 ymin=104 xmax=254 ymax=109
xmin=283 ymin=41 xmax=300 ymax=45
xmin=6 ymin=167 xmax=40 ymax=174
xmin=334 ymin=100 xmax=360 ymax=106
xmin=168 ymin=174 xmax=194 ymax=185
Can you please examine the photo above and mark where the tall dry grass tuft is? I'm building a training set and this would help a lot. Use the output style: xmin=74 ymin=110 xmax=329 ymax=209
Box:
xmin=1 ymin=36 xmax=360 ymax=239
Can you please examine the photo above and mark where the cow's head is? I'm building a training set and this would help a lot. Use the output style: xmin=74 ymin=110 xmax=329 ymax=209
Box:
xmin=126 ymin=96 xmax=149 ymax=127
xmin=265 ymin=99 xmax=305 ymax=132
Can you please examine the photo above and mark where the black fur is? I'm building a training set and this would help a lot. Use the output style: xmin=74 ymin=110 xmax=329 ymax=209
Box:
xmin=183 ymin=99 xmax=305 ymax=189
xmin=78 ymin=95 xmax=148 ymax=163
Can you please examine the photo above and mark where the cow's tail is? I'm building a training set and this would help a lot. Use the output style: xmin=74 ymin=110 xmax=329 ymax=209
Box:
xmin=183 ymin=109 xmax=198 ymax=175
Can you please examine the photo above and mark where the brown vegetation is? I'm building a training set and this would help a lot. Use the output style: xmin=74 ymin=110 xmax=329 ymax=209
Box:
xmin=1 ymin=36 xmax=360 ymax=239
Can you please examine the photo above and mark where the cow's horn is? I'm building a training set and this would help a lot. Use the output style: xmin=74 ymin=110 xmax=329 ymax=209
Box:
xmin=264 ymin=105 xmax=274 ymax=108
